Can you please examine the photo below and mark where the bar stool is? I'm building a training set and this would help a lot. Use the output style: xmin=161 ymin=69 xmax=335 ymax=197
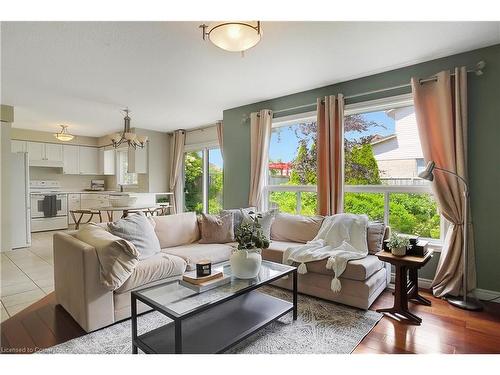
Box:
xmin=70 ymin=209 xmax=103 ymax=229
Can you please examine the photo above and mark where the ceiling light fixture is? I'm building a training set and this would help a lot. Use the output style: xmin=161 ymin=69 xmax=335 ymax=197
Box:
xmin=199 ymin=21 xmax=262 ymax=55
xmin=54 ymin=125 xmax=74 ymax=142
xmin=109 ymin=108 xmax=148 ymax=150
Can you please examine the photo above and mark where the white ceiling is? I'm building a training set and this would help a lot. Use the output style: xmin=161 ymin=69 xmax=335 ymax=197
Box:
xmin=1 ymin=21 xmax=499 ymax=137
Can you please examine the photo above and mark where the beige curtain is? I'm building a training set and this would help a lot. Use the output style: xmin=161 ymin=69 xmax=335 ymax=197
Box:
xmin=316 ymin=95 xmax=345 ymax=216
xmin=216 ymin=120 xmax=224 ymax=158
xmin=249 ymin=109 xmax=272 ymax=210
xmin=412 ymin=67 xmax=476 ymax=297
xmin=169 ymin=129 xmax=186 ymax=214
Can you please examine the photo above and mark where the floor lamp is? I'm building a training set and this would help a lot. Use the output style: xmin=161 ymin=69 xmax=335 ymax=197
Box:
xmin=418 ymin=161 xmax=482 ymax=311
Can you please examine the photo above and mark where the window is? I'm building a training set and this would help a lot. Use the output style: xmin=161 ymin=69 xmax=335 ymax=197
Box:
xmin=116 ymin=149 xmax=138 ymax=186
xmin=266 ymin=113 xmax=317 ymax=215
xmin=265 ymin=94 xmax=445 ymax=243
xmin=183 ymin=147 xmax=223 ymax=214
xmin=343 ymin=94 xmax=442 ymax=241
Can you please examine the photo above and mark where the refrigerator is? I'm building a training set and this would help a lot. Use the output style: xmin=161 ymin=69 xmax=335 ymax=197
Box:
xmin=10 ymin=152 xmax=31 ymax=249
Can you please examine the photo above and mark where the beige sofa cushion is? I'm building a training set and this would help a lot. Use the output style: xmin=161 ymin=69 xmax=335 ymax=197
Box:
xmin=264 ymin=240 xmax=384 ymax=281
xmin=75 ymin=223 xmax=139 ymax=291
xmin=162 ymin=242 xmax=235 ymax=270
xmin=270 ymin=213 xmax=324 ymax=243
xmin=152 ymin=212 xmax=200 ymax=248
xmin=115 ymin=253 xmax=186 ymax=293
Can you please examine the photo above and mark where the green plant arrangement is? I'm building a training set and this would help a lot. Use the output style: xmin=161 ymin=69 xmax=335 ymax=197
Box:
xmin=387 ymin=233 xmax=410 ymax=249
xmin=234 ymin=212 xmax=270 ymax=252
xmin=387 ymin=233 xmax=410 ymax=256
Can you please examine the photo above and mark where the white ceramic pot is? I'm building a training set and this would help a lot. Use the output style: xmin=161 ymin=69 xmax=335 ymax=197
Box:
xmin=391 ymin=246 xmax=406 ymax=257
xmin=230 ymin=249 xmax=262 ymax=279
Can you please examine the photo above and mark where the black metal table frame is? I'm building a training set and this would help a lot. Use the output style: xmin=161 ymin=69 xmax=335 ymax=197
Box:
xmin=131 ymin=266 xmax=298 ymax=354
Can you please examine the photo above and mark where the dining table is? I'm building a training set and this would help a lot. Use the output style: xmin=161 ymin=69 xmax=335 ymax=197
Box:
xmin=90 ymin=204 xmax=163 ymax=221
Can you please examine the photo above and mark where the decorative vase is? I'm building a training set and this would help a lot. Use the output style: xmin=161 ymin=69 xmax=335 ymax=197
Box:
xmin=230 ymin=249 xmax=262 ymax=279
xmin=391 ymin=246 xmax=406 ymax=257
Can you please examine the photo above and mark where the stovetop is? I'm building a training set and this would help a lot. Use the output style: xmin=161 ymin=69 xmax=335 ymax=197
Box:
xmin=30 ymin=180 xmax=64 ymax=194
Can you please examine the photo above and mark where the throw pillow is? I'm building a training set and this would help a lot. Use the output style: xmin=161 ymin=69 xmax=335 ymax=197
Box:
xmin=221 ymin=207 xmax=256 ymax=234
xmin=75 ymin=223 xmax=139 ymax=291
xmin=271 ymin=212 xmax=324 ymax=243
xmin=198 ymin=212 xmax=235 ymax=244
xmin=367 ymin=221 xmax=387 ymax=254
xmin=107 ymin=212 xmax=161 ymax=260
xmin=241 ymin=209 xmax=277 ymax=240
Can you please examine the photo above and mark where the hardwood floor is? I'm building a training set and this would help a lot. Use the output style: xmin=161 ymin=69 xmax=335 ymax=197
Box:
xmin=1 ymin=289 xmax=499 ymax=354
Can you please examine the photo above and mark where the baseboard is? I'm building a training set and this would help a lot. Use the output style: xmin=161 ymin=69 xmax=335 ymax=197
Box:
xmin=389 ymin=273 xmax=500 ymax=303
xmin=474 ymin=288 xmax=500 ymax=303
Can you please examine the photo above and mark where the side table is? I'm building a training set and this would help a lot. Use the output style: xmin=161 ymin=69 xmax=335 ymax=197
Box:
xmin=375 ymin=250 xmax=433 ymax=325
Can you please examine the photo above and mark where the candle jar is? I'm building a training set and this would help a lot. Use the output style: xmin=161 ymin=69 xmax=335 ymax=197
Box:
xmin=196 ymin=260 xmax=212 ymax=277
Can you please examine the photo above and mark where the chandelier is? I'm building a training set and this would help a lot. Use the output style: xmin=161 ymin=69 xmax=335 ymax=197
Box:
xmin=199 ymin=21 xmax=262 ymax=54
xmin=54 ymin=125 xmax=74 ymax=142
xmin=109 ymin=108 xmax=148 ymax=149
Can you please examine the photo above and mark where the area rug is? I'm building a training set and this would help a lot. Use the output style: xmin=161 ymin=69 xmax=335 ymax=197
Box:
xmin=40 ymin=286 xmax=382 ymax=354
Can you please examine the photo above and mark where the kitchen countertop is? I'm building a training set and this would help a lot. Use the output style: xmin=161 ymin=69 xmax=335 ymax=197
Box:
xmin=31 ymin=190 xmax=173 ymax=195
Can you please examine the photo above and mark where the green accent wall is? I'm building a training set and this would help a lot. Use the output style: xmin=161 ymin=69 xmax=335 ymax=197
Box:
xmin=223 ymin=44 xmax=500 ymax=292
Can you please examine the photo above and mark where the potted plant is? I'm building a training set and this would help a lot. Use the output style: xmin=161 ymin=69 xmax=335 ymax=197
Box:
xmin=387 ymin=233 xmax=410 ymax=257
xmin=231 ymin=212 xmax=270 ymax=279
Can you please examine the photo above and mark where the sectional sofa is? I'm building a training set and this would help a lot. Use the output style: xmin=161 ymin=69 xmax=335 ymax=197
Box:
xmin=54 ymin=211 xmax=390 ymax=332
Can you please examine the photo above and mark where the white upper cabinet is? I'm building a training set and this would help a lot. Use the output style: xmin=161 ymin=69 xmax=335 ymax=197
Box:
xmin=63 ymin=145 xmax=80 ymax=175
xmin=128 ymin=145 xmax=147 ymax=174
xmin=79 ymin=146 xmax=99 ymax=175
xmin=27 ymin=142 xmax=45 ymax=162
xmin=45 ymin=143 xmax=63 ymax=162
xmin=27 ymin=141 xmax=63 ymax=166
xmin=11 ymin=140 xmax=27 ymax=153
xmin=98 ymin=147 xmax=115 ymax=175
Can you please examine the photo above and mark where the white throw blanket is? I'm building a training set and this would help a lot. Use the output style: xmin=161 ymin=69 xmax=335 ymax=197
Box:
xmin=283 ymin=213 xmax=369 ymax=292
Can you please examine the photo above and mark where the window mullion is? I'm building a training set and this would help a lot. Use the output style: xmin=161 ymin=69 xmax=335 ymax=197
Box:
xmin=384 ymin=192 xmax=390 ymax=226
xmin=203 ymin=148 xmax=209 ymax=214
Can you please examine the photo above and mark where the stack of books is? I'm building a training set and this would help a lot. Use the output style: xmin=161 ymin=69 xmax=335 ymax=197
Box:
xmin=180 ymin=267 xmax=231 ymax=293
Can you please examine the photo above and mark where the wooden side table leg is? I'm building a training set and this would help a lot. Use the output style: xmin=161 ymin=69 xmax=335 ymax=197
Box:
xmin=408 ymin=267 xmax=432 ymax=306
xmin=377 ymin=264 xmax=421 ymax=325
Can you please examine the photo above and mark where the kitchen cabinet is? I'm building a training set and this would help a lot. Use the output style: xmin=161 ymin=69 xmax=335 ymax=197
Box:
xmin=27 ymin=141 xmax=63 ymax=167
xmin=27 ymin=142 xmax=45 ymax=162
xmin=45 ymin=143 xmax=63 ymax=162
xmin=63 ymin=145 xmax=80 ymax=175
xmin=99 ymin=148 xmax=115 ymax=175
xmin=11 ymin=140 xmax=27 ymax=153
xmin=79 ymin=146 xmax=99 ymax=175
xmin=128 ymin=145 xmax=147 ymax=174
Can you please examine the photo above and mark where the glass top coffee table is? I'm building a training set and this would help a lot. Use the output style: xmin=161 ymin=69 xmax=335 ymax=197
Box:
xmin=131 ymin=260 xmax=297 ymax=354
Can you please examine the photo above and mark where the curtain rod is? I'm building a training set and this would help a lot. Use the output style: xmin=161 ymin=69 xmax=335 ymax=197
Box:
xmin=253 ymin=61 xmax=485 ymax=118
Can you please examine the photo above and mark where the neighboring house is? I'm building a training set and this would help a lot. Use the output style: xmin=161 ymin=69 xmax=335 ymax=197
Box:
xmin=371 ymin=106 xmax=426 ymax=185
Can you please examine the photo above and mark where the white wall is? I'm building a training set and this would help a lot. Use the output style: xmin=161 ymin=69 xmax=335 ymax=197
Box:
xmin=1 ymin=105 xmax=14 ymax=251
xmin=185 ymin=126 xmax=218 ymax=148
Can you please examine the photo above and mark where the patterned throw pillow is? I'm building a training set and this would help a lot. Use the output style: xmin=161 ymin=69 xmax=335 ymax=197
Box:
xmin=241 ymin=209 xmax=277 ymax=241
xmin=220 ymin=207 xmax=256 ymax=234
xmin=367 ymin=221 xmax=387 ymax=254
xmin=198 ymin=212 xmax=235 ymax=244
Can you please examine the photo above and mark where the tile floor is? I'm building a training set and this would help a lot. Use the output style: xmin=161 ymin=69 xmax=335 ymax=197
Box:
xmin=1 ymin=230 xmax=64 ymax=322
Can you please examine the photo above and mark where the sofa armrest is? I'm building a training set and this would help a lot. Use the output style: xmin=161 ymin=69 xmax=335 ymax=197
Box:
xmin=53 ymin=232 xmax=115 ymax=332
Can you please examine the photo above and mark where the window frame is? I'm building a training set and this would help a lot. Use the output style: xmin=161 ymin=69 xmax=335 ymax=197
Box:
xmin=264 ymin=93 xmax=445 ymax=249
xmin=183 ymin=141 xmax=222 ymax=214
xmin=116 ymin=148 xmax=138 ymax=186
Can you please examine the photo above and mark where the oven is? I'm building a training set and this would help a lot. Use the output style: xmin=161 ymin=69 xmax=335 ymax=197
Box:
xmin=30 ymin=193 xmax=69 ymax=232
xmin=31 ymin=193 xmax=68 ymax=218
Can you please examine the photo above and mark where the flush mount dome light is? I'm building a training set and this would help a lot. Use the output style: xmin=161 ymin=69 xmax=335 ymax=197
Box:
xmin=200 ymin=21 xmax=262 ymax=53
